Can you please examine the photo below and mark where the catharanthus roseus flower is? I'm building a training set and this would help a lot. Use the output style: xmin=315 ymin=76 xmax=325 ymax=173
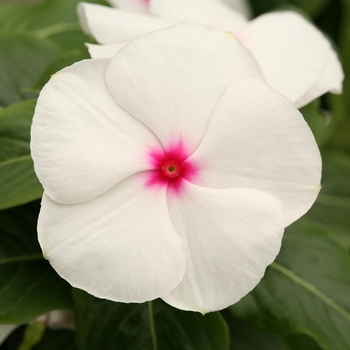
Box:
xmin=107 ymin=0 xmax=251 ymax=18
xmin=31 ymin=25 xmax=321 ymax=313
xmin=78 ymin=0 xmax=343 ymax=108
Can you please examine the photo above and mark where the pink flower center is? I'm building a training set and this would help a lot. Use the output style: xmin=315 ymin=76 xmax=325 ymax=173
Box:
xmin=162 ymin=160 xmax=181 ymax=178
xmin=145 ymin=139 xmax=199 ymax=196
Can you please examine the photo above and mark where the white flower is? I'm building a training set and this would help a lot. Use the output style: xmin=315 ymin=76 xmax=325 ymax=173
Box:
xmin=31 ymin=24 xmax=321 ymax=313
xmin=107 ymin=0 xmax=252 ymax=18
xmin=78 ymin=0 xmax=343 ymax=108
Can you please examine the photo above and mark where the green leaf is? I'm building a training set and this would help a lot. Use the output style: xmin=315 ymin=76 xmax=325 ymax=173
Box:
xmin=0 ymin=100 xmax=43 ymax=210
xmin=306 ymin=152 xmax=350 ymax=249
xmin=0 ymin=202 xmax=73 ymax=324
xmin=222 ymin=311 xmax=322 ymax=350
xmin=0 ymin=33 xmax=61 ymax=107
xmin=300 ymin=99 xmax=334 ymax=148
xmin=73 ymin=290 xmax=229 ymax=350
xmin=32 ymin=329 xmax=76 ymax=350
xmin=325 ymin=117 xmax=350 ymax=153
xmin=0 ymin=0 xmax=109 ymax=34
xmin=0 ymin=0 xmax=110 ymax=52
xmin=333 ymin=0 xmax=350 ymax=120
xmin=249 ymin=0 xmax=330 ymax=18
xmin=30 ymin=50 xmax=90 ymax=92
xmin=231 ymin=221 xmax=350 ymax=350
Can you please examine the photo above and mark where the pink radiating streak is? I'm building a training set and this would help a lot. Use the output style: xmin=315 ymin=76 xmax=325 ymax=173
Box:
xmin=140 ymin=0 xmax=150 ymax=9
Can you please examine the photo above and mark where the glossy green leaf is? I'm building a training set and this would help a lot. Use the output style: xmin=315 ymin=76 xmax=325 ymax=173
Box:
xmin=306 ymin=152 xmax=350 ymax=249
xmin=30 ymin=50 xmax=90 ymax=92
xmin=0 ymin=100 xmax=43 ymax=210
xmin=300 ymin=99 xmax=334 ymax=148
xmin=223 ymin=311 xmax=322 ymax=350
xmin=0 ymin=33 xmax=61 ymax=107
xmin=74 ymin=290 xmax=229 ymax=350
xmin=231 ymin=221 xmax=350 ymax=350
xmin=0 ymin=202 xmax=73 ymax=324
xmin=0 ymin=0 xmax=109 ymax=34
xmin=0 ymin=0 xmax=108 ymax=51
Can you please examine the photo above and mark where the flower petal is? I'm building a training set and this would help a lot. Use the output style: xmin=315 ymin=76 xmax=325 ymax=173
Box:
xmin=86 ymin=43 xmax=126 ymax=59
xmin=77 ymin=2 xmax=176 ymax=45
xmin=239 ymin=11 xmax=341 ymax=104
xmin=150 ymin=0 xmax=247 ymax=32
xmin=31 ymin=58 xmax=159 ymax=205
xmin=108 ymin=0 xmax=150 ymax=13
xmin=188 ymin=79 xmax=322 ymax=226
xmin=294 ymin=50 xmax=344 ymax=108
xmin=106 ymin=24 xmax=265 ymax=153
xmin=163 ymin=182 xmax=284 ymax=313
xmin=38 ymin=175 xmax=186 ymax=303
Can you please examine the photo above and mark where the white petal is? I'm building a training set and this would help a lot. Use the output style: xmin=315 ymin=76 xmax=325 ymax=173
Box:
xmin=163 ymin=182 xmax=284 ymax=313
xmin=150 ymin=0 xmax=247 ymax=32
xmin=0 ymin=325 xmax=17 ymax=345
xmin=38 ymin=175 xmax=186 ymax=303
xmin=188 ymin=79 xmax=322 ymax=226
xmin=106 ymin=24 xmax=265 ymax=153
xmin=77 ymin=2 xmax=176 ymax=45
xmin=240 ymin=11 xmax=340 ymax=104
xmin=86 ymin=43 xmax=126 ymax=59
xmin=31 ymin=58 xmax=159 ymax=205
xmin=294 ymin=50 xmax=344 ymax=108
xmin=108 ymin=0 xmax=150 ymax=13
xmin=221 ymin=0 xmax=252 ymax=19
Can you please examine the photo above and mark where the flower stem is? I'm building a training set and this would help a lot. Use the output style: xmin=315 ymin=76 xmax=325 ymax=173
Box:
xmin=148 ymin=301 xmax=158 ymax=350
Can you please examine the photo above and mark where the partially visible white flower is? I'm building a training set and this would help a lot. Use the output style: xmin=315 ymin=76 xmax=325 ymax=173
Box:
xmin=35 ymin=310 xmax=75 ymax=330
xmin=31 ymin=24 xmax=321 ymax=313
xmin=0 ymin=310 xmax=74 ymax=346
xmin=106 ymin=0 xmax=252 ymax=18
xmin=78 ymin=0 xmax=343 ymax=108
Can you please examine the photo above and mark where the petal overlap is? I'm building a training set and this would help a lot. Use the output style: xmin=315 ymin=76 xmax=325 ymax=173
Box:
xmin=106 ymin=24 xmax=265 ymax=153
xmin=239 ymin=11 xmax=343 ymax=106
xmin=31 ymin=59 xmax=160 ymax=205
xmin=78 ymin=2 xmax=343 ymax=106
xmin=150 ymin=0 xmax=247 ymax=32
xmin=39 ymin=174 xmax=186 ymax=303
xmin=188 ymin=79 xmax=322 ymax=226
xmin=163 ymin=182 xmax=284 ymax=313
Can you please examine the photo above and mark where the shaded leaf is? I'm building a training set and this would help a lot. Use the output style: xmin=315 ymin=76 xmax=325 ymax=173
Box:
xmin=222 ymin=310 xmax=322 ymax=350
xmin=307 ymin=152 xmax=350 ymax=249
xmin=300 ymin=99 xmax=334 ymax=148
xmin=0 ymin=202 xmax=73 ymax=324
xmin=231 ymin=220 xmax=350 ymax=350
xmin=33 ymin=329 xmax=76 ymax=350
xmin=0 ymin=100 xmax=42 ymax=210
xmin=0 ymin=34 xmax=61 ymax=107
xmin=30 ymin=50 xmax=90 ymax=92
xmin=249 ymin=0 xmax=330 ymax=18
xmin=74 ymin=290 xmax=229 ymax=350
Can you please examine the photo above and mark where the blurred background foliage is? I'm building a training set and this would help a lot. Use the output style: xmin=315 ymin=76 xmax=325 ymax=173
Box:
xmin=0 ymin=0 xmax=349 ymax=349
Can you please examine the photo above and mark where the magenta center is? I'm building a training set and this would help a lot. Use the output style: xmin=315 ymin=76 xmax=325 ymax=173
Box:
xmin=145 ymin=140 xmax=199 ymax=196
xmin=162 ymin=160 xmax=181 ymax=178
